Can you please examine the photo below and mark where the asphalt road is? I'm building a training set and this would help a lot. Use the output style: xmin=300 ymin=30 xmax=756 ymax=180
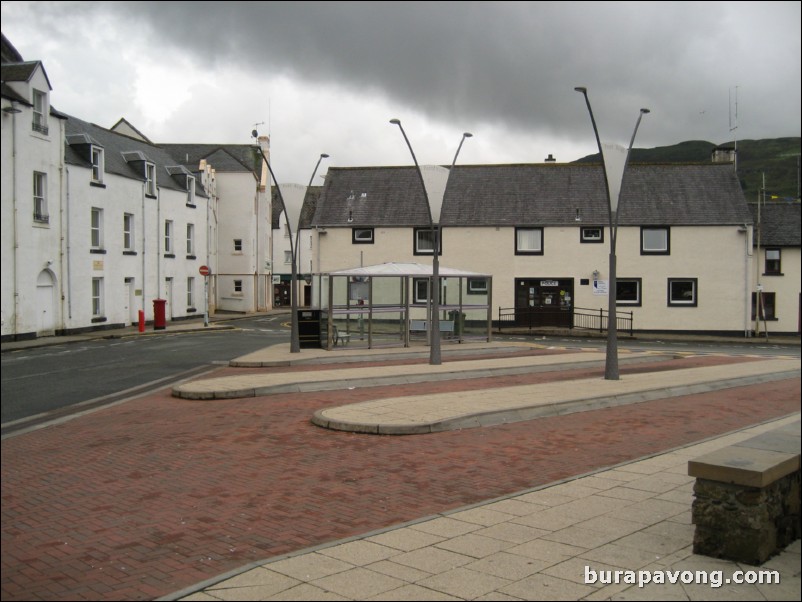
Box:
xmin=0 ymin=316 xmax=289 ymax=431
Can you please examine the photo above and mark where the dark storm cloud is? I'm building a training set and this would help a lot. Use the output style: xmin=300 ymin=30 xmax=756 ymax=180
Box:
xmin=101 ymin=1 xmax=801 ymax=147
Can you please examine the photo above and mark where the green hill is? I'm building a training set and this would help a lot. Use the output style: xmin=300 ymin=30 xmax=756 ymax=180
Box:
xmin=573 ymin=137 xmax=800 ymax=201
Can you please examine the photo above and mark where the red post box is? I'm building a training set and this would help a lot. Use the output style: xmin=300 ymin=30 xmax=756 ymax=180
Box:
xmin=153 ymin=299 xmax=167 ymax=330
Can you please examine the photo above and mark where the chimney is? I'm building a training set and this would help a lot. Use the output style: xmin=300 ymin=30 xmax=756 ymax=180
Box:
xmin=545 ymin=154 xmax=557 ymax=163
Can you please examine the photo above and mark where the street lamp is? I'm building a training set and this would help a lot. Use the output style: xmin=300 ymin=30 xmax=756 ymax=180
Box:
xmin=390 ymin=119 xmax=472 ymax=366
xmin=253 ymin=132 xmax=328 ymax=353
xmin=574 ymin=87 xmax=649 ymax=380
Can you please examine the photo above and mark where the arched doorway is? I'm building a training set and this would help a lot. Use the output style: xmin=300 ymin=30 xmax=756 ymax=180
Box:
xmin=36 ymin=269 xmax=57 ymax=336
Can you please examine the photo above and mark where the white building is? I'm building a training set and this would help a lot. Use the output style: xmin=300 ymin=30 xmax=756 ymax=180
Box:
xmin=2 ymin=43 xmax=67 ymax=339
xmin=309 ymin=162 xmax=770 ymax=336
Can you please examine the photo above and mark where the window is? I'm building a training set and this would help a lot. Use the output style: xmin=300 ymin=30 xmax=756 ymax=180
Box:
xmin=187 ymin=277 xmax=195 ymax=309
xmin=164 ymin=220 xmax=174 ymax=255
xmin=32 ymin=89 xmax=48 ymax=134
xmin=411 ymin=278 xmax=445 ymax=304
xmin=467 ymin=278 xmax=488 ymax=295
xmin=91 ymin=208 xmax=103 ymax=250
xmin=616 ymin=278 xmax=642 ymax=306
xmin=414 ymin=227 xmax=441 ymax=255
xmin=33 ymin=172 xmax=48 ymax=223
xmin=641 ymin=227 xmax=670 ymax=255
xmin=352 ymin=228 xmax=374 ymax=244
xmin=668 ymin=278 xmax=697 ymax=307
xmin=123 ymin=213 xmax=135 ymax=252
xmin=91 ymin=147 xmax=104 ymax=183
xmin=233 ymin=239 xmax=243 ymax=252
xmin=413 ymin=278 xmax=431 ymax=304
xmin=145 ymin=162 xmax=156 ymax=196
xmin=186 ymin=176 xmax=195 ymax=206
xmin=764 ymin=249 xmax=782 ymax=275
xmin=92 ymin=277 xmax=104 ymax=317
xmin=515 ymin=227 xmax=543 ymax=255
xmin=234 ymin=279 xmax=243 ymax=295
xmin=186 ymin=223 xmax=195 ymax=257
xmin=581 ymin=227 xmax=604 ymax=243
xmin=752 ymin=292 xmax=776 ymax=321
xmin=284 ymin=250 xmax=292 ymax=264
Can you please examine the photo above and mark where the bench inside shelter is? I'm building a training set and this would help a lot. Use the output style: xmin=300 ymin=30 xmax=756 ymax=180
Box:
xmin=409 ymin=319 xmax=455 ymax=338
xmin=688 ymin=419 xmax=801 ymax=565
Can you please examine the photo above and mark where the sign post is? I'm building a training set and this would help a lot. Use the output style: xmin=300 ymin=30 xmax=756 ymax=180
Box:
xmin=199 ymin=265 xmax=211 ymax=327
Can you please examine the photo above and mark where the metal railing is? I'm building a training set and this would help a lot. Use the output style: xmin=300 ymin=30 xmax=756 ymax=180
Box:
xmin=498 ymin=306 xmax=633 ymax=336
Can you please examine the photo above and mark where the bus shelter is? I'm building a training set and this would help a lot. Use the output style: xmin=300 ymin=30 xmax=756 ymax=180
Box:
xmin=311 ymin=262 xmax=492 ymax=350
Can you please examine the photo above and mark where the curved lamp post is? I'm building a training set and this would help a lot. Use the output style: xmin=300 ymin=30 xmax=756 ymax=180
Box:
xmin=574 ymin=87 xmax=649 ymax=380
xmin=390 ymin=119 xmax=472 ymax=365
xmin=254 ymin=134 xmax=328 ymax=352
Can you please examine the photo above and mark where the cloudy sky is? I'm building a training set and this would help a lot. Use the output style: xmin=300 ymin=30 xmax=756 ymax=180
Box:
xmin=2 ymin=1 xmax=800 ymax=183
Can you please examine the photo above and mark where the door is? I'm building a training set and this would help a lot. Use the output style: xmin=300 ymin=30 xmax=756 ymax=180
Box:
xmin=514 ymin=278 xmax=574 ymax=328
xmin=165 ymin=277 xmax=174 ymax=320
xmin=124 ymin=278 xmax=136 ymax=325
xmin=36 ymin=270 xmax=56 ymax=336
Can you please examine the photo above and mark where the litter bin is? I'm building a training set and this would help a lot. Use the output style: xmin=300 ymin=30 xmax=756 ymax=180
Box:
xmin=297 ymin=309 xmax=322 ymax=348
xmin=153 ymin=298 xmax=167 ymax=330
xmin=448 ymin=310 xmax=466 ymax=336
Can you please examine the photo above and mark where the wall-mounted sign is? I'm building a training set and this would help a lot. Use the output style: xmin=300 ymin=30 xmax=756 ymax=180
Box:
xmin=593 ymin=280 xmax=609 ymax=295
xmin=540 ymin=280 xmax=559 ymax=287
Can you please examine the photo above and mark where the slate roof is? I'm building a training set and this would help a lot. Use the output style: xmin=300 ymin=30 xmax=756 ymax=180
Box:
xmin=161 ymin=144 xmax=261 ymax=174
xmin=750 ymin=202 xmax=801 ymax=247
xmin=63 ymin=114 xmax=208 ymax=197
xmin=272 ymin=186 xmax=323 ymax=229
xmin=313 ymin=163 xmax=750 ymax=228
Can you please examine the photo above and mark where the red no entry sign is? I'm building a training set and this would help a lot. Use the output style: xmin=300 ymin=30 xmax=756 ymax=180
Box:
xmin=199 ymin=265 xmax=211 ymax=276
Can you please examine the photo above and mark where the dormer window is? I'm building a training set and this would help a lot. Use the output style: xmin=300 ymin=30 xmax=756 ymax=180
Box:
xmin=32 ymin=89 xmax=48 ymax=135
xmin=91 ymin=147 xmax=104 ymax=183
xmin=186 ymin=176 xmax=195 ymax=206
xmin=145 ymin=162 xmax=156 ymax=196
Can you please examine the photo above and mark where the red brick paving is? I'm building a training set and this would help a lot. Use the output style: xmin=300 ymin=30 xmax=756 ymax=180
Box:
xmin=1 ymin=353 xmax=799 ymax=601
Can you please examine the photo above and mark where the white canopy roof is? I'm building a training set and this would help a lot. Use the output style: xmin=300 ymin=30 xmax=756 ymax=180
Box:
xmin=327 ymin=262 xmax=489 ymax=278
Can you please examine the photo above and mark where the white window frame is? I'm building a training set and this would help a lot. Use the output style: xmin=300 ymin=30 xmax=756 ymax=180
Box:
xmin=32 ymin=89 xmax=48 ymax=134
xmin=352 ymin=228 xmax=374 ymax=244
xmin=91 ymin=146 xmax=104 ymax=183
xmin=145 ymin=162 xmax=156 ymax=196
xmin=467 ymin=278 xmax=488 ymax=295
xmin=164 ymin=220 xmax=174 ymax=255
xmin=123 ymin=213 xmax=135 ymax=251
xmin=186 ymin=176 xmax=195 ymax=206
xmin=234 ymin=279 xmax=243 ymax=295
xmin=414 ymin=227 xmax=441 ymax=256
xmin=186 ymin=223 xmax=195 ymax=256
xmin=92 ymin=277 xmax=104 ymax=317
xmin=615 ymin=278 xmax=642 ymax=306
xmin=668 ymin=278 xmax=697 ymax=307
xmin=764 ymin=248 xmax=782 ymax=275
xmin=641 ymin=227 xmax=670 ymax=255
xmin=33 ymin=172 xmax=48 ymax=223
xmin=515 ymin=227 xmax=543 ymax=255
xmin=187 ymin=277 xmax=195 ymax=308
xmin=580 ymin=227 xmax=604 ymax=243
xmin=91 ymin=207 xmax=103 ymax=249
xmin=233 ymin=239 xmax=243 ymax=253
xmin=284 ymin=250 xmax=292 ymax=264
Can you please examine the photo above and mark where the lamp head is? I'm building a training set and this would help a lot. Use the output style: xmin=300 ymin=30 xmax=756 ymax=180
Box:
xmin=389 ymin=118 xmax=401 ymax=125
xmin=640 ymin=108 xmax=650 ymax=114
xmin=574 ymin=86 xmax=587 ymax=94
xmin=463 ymin=132 xmax=473 ymax=138
xmin=321 ymin=153 xmax=330 ymax=159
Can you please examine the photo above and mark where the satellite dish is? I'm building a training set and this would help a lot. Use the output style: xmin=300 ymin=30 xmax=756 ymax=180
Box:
xmin=252 ymin=129 xmax=259 ymax=139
